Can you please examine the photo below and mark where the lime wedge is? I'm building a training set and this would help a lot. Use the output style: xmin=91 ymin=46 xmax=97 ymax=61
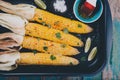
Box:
xmin=85 ymin=37 xmax=91 ymax=53
xmin=88 ymin=47 xmax=97 ymax=61
xmin=34 ymin=0 xmax=47 ymax=9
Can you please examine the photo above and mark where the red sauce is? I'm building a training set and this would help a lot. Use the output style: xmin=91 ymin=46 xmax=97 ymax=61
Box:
xmin=79 ymin=2 xmax=95 ymax=18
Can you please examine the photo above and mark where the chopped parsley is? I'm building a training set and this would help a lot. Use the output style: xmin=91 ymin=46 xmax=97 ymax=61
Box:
xmin=33 ymin=50 xmax=37 ymax=54
xmin=61 ymin=44 xmax=66 ymax=48
xmin=50 ymin=55 xmax=56 ymax=60
xmin=43 ymin=46 xmax=48 ymax=51
xmin=63 ymin=28 xmax=69 ymax=34
xmin=41 ymin=22 xmax=46 ymax=26
xmin=78 ymin=24 xmax=82 ymax=28
xmin=55 ymin=32 xmax=61 ymax=39
xmin=70 ymin=62 xmax=73 ymax=65
xmin=38 ymin=18 xmax=42 ymax=20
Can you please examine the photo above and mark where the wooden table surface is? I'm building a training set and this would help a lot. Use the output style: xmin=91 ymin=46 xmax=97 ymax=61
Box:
xmin=0 ymin=0 xmax=120 ymax=80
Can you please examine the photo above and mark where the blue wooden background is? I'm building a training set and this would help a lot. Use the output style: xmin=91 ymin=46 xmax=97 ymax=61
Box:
xmin=0 ymin=0 xmax=120 ymax=79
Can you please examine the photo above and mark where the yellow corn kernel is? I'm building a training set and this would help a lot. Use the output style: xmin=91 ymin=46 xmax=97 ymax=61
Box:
xmin=18 ymin=52 xmax=79 ymax=66
xmin=22 ymin=36 xmax=80 ymax=56
xmin=25 ymin=23 xmax=83 ymax=47
xmin=32 ymin=9 xmax=93 ymax=34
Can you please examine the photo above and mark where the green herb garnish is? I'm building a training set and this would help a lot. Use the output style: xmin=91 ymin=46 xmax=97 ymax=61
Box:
xmin=78 ymin=24 xmax=82 ymax=28
xmin=33 ymin=50 xmax=37 ymax=54
xmin=50 ymin=55 xmax=56 ymax=60
xmin=70 ymin=62 xmax=73 ymax=65
xmin=63 ymin=28 xmax=69 ymax=34
xmin=55 ymin=32 xmax=61 ymax=39
xmin=43 ymin=46 xmax=48 ymax=51
xmin=80 ymin=56 xmax=86 ymax=61
xmin=41 ymin=22 xmax=46 ymax=26
xmin=61 ymin=44 xmax=66 ymax=48
xmin=38 ymin=18 xmax=42 ymax=20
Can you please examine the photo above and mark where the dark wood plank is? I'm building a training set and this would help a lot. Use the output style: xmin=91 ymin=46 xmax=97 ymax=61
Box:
xmin=6 ymin=77 xmax=19 ymax=80
xmin=102 ymin=0 xmax=120 ymax=79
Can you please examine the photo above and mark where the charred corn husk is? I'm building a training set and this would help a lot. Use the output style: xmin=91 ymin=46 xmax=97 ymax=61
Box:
xmin=25 ymin=23 xmax=83 ymax=47
xmin=17 ymin=52 xmax=79 ymax=66
xmin=22 ymin=36 xmax=80 ymax=56
xmin=0 ymin=1 xmax=93 ymax=34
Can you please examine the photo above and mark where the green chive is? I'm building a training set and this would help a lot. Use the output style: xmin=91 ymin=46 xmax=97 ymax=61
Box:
xmin=55 ymin=32 xmax=61 ymax=39
xmin=50 ymin=55 xmax=56 ymax=60
xmin=78 ymin=24 xmax=82 ymax=28
xmin=43 ymin=46 xmax=48 ymax=51
xmin=63 ymin=28 xmax=69 ymax=34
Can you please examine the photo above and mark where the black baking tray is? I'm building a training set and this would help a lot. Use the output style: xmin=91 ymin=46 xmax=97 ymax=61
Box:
xmin=0 ymin=0 xmax=112 ymax=76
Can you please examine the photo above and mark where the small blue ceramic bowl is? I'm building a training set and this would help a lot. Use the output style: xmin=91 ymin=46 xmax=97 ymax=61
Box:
xmin=73 ymin=0 xmax=103 ymax=23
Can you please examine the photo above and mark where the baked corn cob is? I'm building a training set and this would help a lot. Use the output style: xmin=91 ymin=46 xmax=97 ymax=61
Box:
xmin=32 ymin=9 xmax=93 ymax=34
xmin=25 ymin=23 xmax=83 ymax=47
xmin=0 ymin=1 xmax=93 ymax=34
xmin=22 ymin=36 xmax=80 ymax=56
xmin=0 ymin=14 xmax=80 ymax=56
xmin=17 ymin=52 xmax=79 ymax=66
xmin=0 ymin=13 xmax=83 ymax=47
